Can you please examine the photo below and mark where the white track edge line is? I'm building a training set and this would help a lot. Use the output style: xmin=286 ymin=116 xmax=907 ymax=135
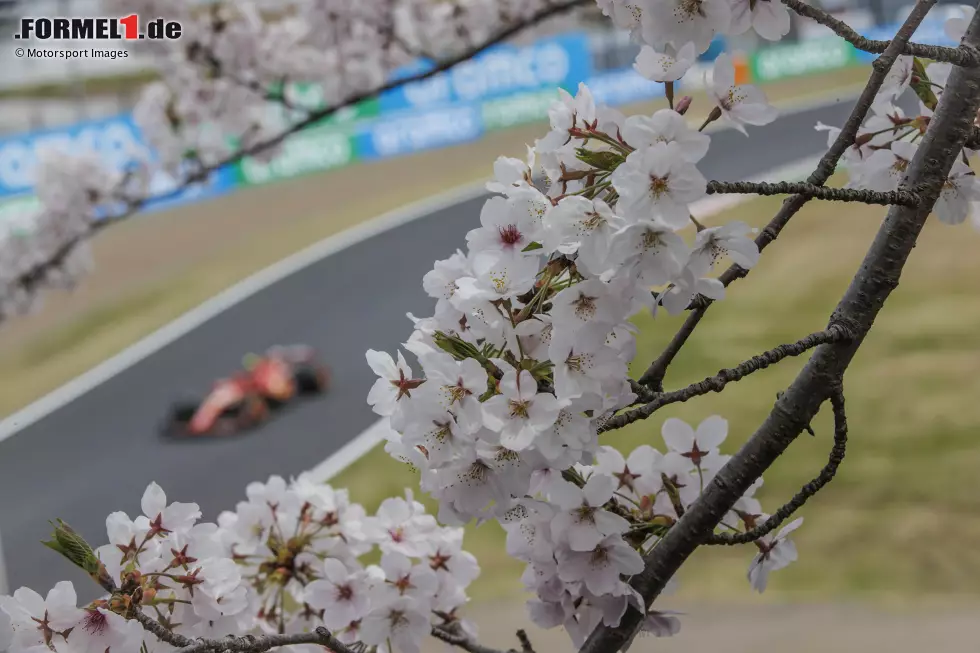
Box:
xmin=0 ymin=182 xmax=490 ymax=442
xmin=0 ymin=86 xmax=858 ymax=444
xmin=307 ymin=151 xmax=823 ymax=484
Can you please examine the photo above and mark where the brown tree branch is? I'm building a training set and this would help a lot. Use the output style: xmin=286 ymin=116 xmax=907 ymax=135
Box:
xmin=133 ymin=610 xmax=194 ymax=648
xmin=781 ymin=0 xmax=980 ymax=66
xmin=170 ymin=627 xmax=354 ymax=653
xmin=516 ymin=630 xmax=536 ymax=653
xmin=136 ymin=621 xmax=512 ymax=653
xmin=2 ymin=0 xmax=591 ymax=325
xmin=431 ymin=624 xmax=513 ymax=653
xmin=581 ymin=6 xmax=980 ymax=653
xmin=706 ymin=384 xmax=848 ymax=545
xmin=601 ymin=324 xmax=851 ymax=433
xmin=637 ymin=0 xmax=938 ymax=391
xmin=705 ymin=180 xmax=921 ymax=206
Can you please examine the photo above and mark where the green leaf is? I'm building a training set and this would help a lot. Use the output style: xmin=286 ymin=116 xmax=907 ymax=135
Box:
xmin=911 ymin=57 xmax=939 ymax=111
xmin=522 ymin=242 xmax=543 ymax=252
xmin=42 ymin=519 xmax=115 ymax=591
xmin=575 ymin=148 xmax=624 ymax=172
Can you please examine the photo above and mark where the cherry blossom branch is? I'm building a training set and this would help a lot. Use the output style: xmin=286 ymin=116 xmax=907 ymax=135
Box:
xmin=431 ymin=623 xmax=514 ymax=653
xmin=637 ymin=0 xmax=938 ymax=391
xmin=705 ymin=180 xmax=921 ymax=207
xmin=1 ymin=0 xmax=591 ymax=323
xmin=167 ymin=627 xmax=355 ymax=653
xmin=133 ymin=610 xmax=193 ymax=648
xmin=136 ymin=618 xmax=513 ymax=653
xmin=705 ymin=385 xmax=848 ymax=546
xmin=600 ymin=324 xmax=852 ymax=433
xmin=581 ymin=7 xmax=980 ymax=652
xmin=516 ymin=630 xmax=536 ymax=653
xmin=781 ymin=0 xmax=980 ymax=65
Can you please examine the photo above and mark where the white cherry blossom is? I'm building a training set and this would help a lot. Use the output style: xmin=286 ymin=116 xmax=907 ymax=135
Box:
xmin=367 ymin=349 xmax=423 ymax=417
xmin=620 ymin=110 xmax=711 ymax=162
xmin=641 ymin=0 xmax=732 ymax=53
xmin=935 ymin=160 xmax=980 ymax=225
xmin=708 ymin=53 xmax=778 ymax=134
xmin=633 ymin=43 xmax=697 ymax=82
xmin=550 ymin=474 xmax=630 ymax=551
xmin=729 ymin=0 xmax=791 ymax=40
xmin=482 ymin=369 xmax=561 ymax=451
xmin=747 ymin=517 xmax=804 ymax=592
xmin=612 ymin=142 xmax=708 ymax=228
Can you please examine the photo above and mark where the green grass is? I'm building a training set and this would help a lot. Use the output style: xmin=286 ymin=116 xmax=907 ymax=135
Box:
xmin=331 ymin=178 xmax=980 ymax=605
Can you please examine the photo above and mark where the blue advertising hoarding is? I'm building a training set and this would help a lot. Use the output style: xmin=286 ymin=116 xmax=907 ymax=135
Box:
xmin=379 ymin=32 xmax=593 ymax=112
xmin=0 ymin=114 xmax=238 ymax=216
xmin=354 ymin=104 xmax=485 ymax=159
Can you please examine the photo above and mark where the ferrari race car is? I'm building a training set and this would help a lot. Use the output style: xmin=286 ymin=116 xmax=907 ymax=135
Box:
xmin=161 ymin=345 xmax=330 ymax=439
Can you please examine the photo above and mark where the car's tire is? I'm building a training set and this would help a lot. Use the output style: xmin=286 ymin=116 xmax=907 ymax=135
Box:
xmin=161 ymin=400 xmax=200 ymax=439
xmin=293 ymin=362 xmax=329 ymax=395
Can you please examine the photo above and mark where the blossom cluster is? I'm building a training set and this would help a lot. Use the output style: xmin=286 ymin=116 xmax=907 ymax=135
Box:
xmin=112 ymin=0 xmax=578 ymax=175
xmin=363 ymin=44 xmax=803 ymax=638
xmin=0 ymin=476 xmax=479 ymax=653
xmin=0 ymin=148 xmax=123 ymax=320
xmin=0 ymin=0 xmax=576 ymax=323
xmin=5 ymin=0 xmax=979 ymax=650
xmin=816 ymin=5 xmax=980 ymax=227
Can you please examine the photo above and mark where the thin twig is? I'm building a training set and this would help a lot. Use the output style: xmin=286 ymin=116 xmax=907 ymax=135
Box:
xmin=705 ymin=180 xmax=921 ymax=207
xmin=431 ymin=624 xmax=511 ymax=653
xmin=705 ymin=384 xmax=848 ymax=545
xmin=781 ymin=0 xmax=980 ymax=66
xmin=3 ymin=0 xmax=591 ymax=321
xmin=601 ymin=324 xmax=852 ymax=433
xmin=516 ymin=630 xmax=536 ymax=653
xmin=637 ymin=2 xmax=934 ymax=391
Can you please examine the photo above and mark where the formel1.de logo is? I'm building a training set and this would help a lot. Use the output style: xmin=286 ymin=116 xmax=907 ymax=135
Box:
xmin=14 ymin=15 xmax=182 ymax=41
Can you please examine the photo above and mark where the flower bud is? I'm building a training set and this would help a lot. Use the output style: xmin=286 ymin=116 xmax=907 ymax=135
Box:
xmin=674 ymin=96 xmax=693 ymax=115
xmin=42 ymin=519 xmax=115 ymax=592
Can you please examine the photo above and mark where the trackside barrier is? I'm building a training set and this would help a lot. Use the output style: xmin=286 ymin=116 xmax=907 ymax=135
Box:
xmin=0 ymin=18 xmax=945 ymax=231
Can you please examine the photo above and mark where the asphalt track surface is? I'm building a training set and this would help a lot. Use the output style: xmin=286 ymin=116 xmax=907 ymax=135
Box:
xmin=0 ymin=97 xmax=861 ymax=598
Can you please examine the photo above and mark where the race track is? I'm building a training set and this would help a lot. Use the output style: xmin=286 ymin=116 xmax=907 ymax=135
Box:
xmin=0 ymin=97 xmax=861 ymax=597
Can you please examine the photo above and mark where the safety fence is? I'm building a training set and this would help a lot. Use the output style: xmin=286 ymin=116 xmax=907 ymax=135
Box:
xmin=0 ymin=19 xmax=954 ymax=233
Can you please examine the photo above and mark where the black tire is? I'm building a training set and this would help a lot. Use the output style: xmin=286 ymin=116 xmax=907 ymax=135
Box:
xmin=161 ymin=400 xmax=249 ymax=440
xmin=171 ymin=400 xmax=200 ymax=422
xmin=160 ymin=400 xmax=201 ymax=439
xmin=293 ymin=362 xmax=327 ymax=395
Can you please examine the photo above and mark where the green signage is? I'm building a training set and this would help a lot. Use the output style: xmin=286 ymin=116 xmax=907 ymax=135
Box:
xmin=268 ymin=81 xmax=381 ymax=127
xmin=750 ymin=37 xmax=859 ymax=83
xmin=0 ymin=195 xmax=41 ymax=236
xmin=233 ymin=125 xmax=358 ymax=186
xmin=482 ymin=89 xmax=561 ymax=131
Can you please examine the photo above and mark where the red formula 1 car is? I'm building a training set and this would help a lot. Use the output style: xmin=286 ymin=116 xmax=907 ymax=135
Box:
xmin=161 ymin=345 xmax=330 ymax=439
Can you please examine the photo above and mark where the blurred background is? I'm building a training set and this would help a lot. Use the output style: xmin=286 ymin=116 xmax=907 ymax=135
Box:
xmin=0 ymin=0 xmax=965 ymax=134
xmin=0 ymin=1 xmax=978 ymax=651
